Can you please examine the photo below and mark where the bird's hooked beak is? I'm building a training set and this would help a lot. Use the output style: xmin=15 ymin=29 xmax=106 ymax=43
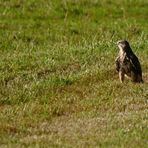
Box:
xmin=116 ymin=41 xmax=122 ymax=46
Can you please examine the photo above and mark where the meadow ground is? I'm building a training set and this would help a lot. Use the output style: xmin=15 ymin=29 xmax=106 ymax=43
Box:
xmin=0 ymin=0 xmax=148 ymax=147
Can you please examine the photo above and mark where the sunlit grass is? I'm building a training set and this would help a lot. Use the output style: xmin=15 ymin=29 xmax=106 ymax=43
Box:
xmin=0 ymin=0 xmax=148 ymax=147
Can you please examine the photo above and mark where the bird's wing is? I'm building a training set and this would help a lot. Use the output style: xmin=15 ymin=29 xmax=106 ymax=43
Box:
xmin=129 ymin=55 xmax=142 ymax=73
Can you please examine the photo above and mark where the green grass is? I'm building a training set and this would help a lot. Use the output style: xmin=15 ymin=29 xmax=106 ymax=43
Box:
xmin=0 ymin=0 xmax=148 ymax=147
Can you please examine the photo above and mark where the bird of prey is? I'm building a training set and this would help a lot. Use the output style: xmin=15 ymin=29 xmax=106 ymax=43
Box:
xmin=115 ymin=40 xmax=143 ymax=83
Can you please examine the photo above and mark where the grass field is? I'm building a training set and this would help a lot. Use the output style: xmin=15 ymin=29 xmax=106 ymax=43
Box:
xmin=0 ymin=0 xmax=148 ymax=147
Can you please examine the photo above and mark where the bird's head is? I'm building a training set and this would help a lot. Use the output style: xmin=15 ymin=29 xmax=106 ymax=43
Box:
xmin=116 ymin=40 xmax=131 ymax=52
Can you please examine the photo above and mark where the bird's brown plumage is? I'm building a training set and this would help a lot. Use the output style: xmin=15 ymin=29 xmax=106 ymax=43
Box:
xmin=115 ymin=40 xmax=143 ymax=83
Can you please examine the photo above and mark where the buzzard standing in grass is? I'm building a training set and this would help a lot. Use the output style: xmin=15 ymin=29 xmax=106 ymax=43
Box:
xmin=115 ymin=40 xmax=143 ymax=83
